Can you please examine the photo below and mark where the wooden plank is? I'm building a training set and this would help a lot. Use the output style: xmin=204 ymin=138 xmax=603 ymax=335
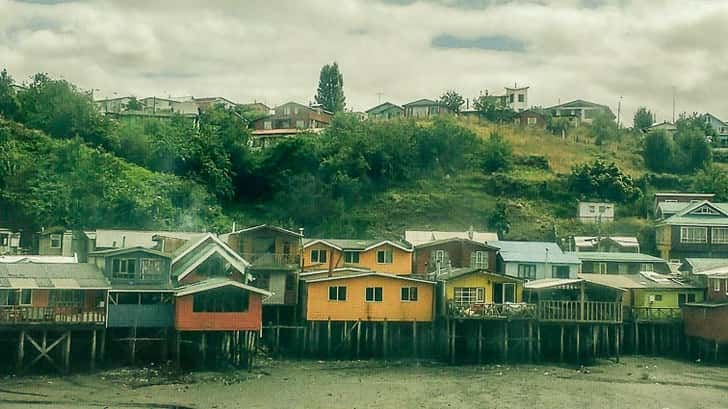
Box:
xmin=383 ymin=320 xmax=388 ymax=359
xmin=90 ymin=330 xmax=97 ymax=371
xmin=413 ymin=320 xmax=418 ymax=359
xmin=16 ymin=330 xmax=25 ymax=374
xmin=559 ymin=325 xmax=564 ymax=362
xmin=64 ymin=330 xmax=71 ymax=373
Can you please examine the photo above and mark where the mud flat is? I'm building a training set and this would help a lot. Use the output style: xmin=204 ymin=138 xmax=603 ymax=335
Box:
xmin=1 ymin=357 xmax=726 ymax=409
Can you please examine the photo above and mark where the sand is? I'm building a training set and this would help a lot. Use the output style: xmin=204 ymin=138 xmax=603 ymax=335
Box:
xmin=0 ymin=356 xmax=726 ymax=409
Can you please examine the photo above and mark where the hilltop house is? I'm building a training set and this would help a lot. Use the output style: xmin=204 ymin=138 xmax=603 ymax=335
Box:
xmin=656 ymin=201 xmax=728 ymax=261
xmin=544 ymin=99 xmax=615 ymax=126
xmin=655 ymin=192 xmax=715 ymax=219
xmin=703 ymin=113 xmax=728 ymax=146
xmin=302 ymin=238 xmax=413 ymax=275
xmin=680 ymin=257 xmax=728 ymax=348
xmin=250 ymin=101 xmax=332 ymax=148
xmin=404 ymin=229 xmax=498 ymax=246
xmin=642 ymin=121 xmax=677 ymax=136
xmin=0 ymin=228 xmax=22 ymax=255
xmin=577 ymin=202 xmax=615 ymax=223
xmin=402 ymin=99 xmax=449 ymax=119
xmin=492 ymin=241 xmax=581 ymax=280
xmin=569 ymin=252 xmax=671 ymax=274
xmin=513 ymin=109 xmax=546 ymax=127
xmin=365 ymin=102 xmax=404 ymax=120
xmin=571 ymin=236 xmax=640 ymax=253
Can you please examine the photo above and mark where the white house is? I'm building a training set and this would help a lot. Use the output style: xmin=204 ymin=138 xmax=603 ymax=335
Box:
xmin=578 ymin=202 xmax=615 ymax=223
xmin=492 ymin=241 xmax=581 ymax=280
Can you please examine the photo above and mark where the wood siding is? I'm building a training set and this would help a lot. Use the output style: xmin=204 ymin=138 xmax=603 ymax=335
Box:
xmin=707 ymin=278 xmax=728 ymax=303
xmin=303 ymin=243 xmax=412 ymax=275
xmin=412 ymin=242 xmax=497 ymax=275
xmin=305 ymin=276 xmax=434 ymax=322
xmin=683 ymin=304 xmax=728 ymax=342
xmin=175 ymin=293 xmax=263 ymax=331
xmin=659 ymin=224 xmax=728 ymax=260
xmin=444 ymin=273 xmax=523 ymax=304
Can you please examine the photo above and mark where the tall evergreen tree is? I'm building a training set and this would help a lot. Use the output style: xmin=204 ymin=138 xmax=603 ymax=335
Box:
xmin=633 ymin=106 xmax=654 ymax=130
xmin=315 ymin=62 xmax=346 ymax=113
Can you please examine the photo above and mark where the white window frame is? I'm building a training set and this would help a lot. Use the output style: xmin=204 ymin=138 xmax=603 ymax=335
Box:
xmin=263 ymin=120 xmax=272 ymax=130
xmin=112 ymin=258 xmax=137 ymax=280
xmin=434 ymin=250 xmax=446 ymax=264
xmin=472 ymin=251 xmax=488 ymax=269
xmin=295 ymin=119 xmax=305 ymax=129
xmin=640 ymin=263 xmax=654 ymax=273
xmin=714 ymin=278 xmax=721 ymax=292
xmin=140 ymin=258 xmax=163 ymax=281
xmin=310 ymin=249 xmax=327 ymax=264
xmin=527 ymin=116 xmax=537 ymax=125
xmin=328 ymin=286 xmax=347 ymax=301
xmin=680 ymin=227 xmax=708 ymax=244
xmin=517 ymin=264 xmax=536 ymax=280
xmin=49 ymin=234 xmax=62 ymax=249
xmin=365 ymin=287 xmax=383 ymax=302
xmin=712 ymin=228 xmax=728 ymax=244
xmin=597 ymin=262 xmax=608 ymax=274
xmin=453 ymin=287 xmax=485 ymax=305
xmin=19 ymin=289 xmax=32 ymax=306
xmin=377 ymin=249 xmax=393 ymax=264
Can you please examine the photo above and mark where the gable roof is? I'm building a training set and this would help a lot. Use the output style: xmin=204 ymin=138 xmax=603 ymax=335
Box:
xmin=305 ymin=272 xmax=434 ymax=285
xmin=572 ymin=236 xmax=640 ymax=250
xmin=524 ymin=277 xmax=626 ymax=292
xmin=656 ymin=201 xmax=692 ymax=218
xmin=303 ymin=238 xmax=412 ymax=252
xmin=0 ymin=255 xmax=78 ymax=264
xmin=175 ymin=277 xmax=271 ymax=298
xmin=567 ymin=252 xmax=666 ymax=264
xmin=492 ymin=241 xmax=580 ymax=264
xmin=683 ymin=258 xmax=728 ymax=274
xmin=366 ymin=102 xmax=404 ymax=114
xmin=229 ymin=224 xmax=302 ymax=238
xmin=439 ymin=267 xmax=522 ymax=282
xmin=94 ymin=229 xmax=206 ymax=249
xmin=546 ymin=99 xmax=612 ymax=111
xmin=660 ymin=201 xmax=728 ymax=226
xmin=404 ymin=230 xmax=498 ymax=246
xmin=0 ymin=263 xmax=110 ymax=290
xmin=172 ymin=234 xmax=250 ymax=281
xmin=402 ymin=98 xmax=440 ymax=107
xmin=413 ymin=237 xmax=499 ymax=251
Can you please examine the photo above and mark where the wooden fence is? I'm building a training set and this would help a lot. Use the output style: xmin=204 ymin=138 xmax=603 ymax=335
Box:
xmin=537 ymin=300 xmax=622 ymax=323
xmin=0 ymin=306 xmax=105 ymax=325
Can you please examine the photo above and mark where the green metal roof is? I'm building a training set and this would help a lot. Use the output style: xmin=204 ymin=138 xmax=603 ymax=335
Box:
xmin=365 ymin=102 xmax=403 ymax=114
xmin=660 ymin=201 xmax=728 ymax=226
xmin=578 ymin=273 xmax=703 ymax=290
xmin=402 ymin=98 xmax=439 ymax=107
xmin=492 ymin=241 xmax=580 ymax=264
xmin=0 ymin=263 xmax=110 ymax=289
xmin=568 ymin=252 xmax=667 ymax=264
xmin=656 ymin=201 xmax=690 ymax=216
xmin=684 ymin=258 xmax=728 ymax=273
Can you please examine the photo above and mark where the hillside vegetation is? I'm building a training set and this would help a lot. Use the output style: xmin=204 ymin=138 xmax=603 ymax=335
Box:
xmin=0 ymin=70 xmax=724 ymax=255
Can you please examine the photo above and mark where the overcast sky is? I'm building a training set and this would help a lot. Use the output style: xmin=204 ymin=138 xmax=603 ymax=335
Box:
xmin=1 ymin=0 xmax=727 ymax=125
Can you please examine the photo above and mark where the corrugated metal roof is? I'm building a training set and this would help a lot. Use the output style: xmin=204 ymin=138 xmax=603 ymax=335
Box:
xmin=568 ymin=252 xmax=666 ymax=263
xmin=656 ymin=202 xmax=690 ymax=216
xmin=573 ymin=236 xmax=639 ymax=249
xmin=685 ymin=258 xmax=728 ymax=273
xmin=405 ymin=230 xmax=498 ymax=246
xmin=492 ymin=241 xmax=581 ymax=264
xmin=524 ymin=278 xmax=583 ymax=289
xmin=303 ymin=238 xmax=412 ymax=252
xmin=175 ymin=277 xmax=271 ymax=297
xmin=0 ymin=255 xmax=78 ymax=264
xmin=305 ymin=272 xmax=435 ymax=285
xmin=660 ymin=201 xmax=728 ymax=226
xmin=578 ymin=273 xmax=702 ymax=289
xmin=439 ymin=267 xmax=521 ymax=282
xmin=0 ymin=263 xmax=109 ymax=289
xmin=94 ymin=229 xmax=205 ymax=249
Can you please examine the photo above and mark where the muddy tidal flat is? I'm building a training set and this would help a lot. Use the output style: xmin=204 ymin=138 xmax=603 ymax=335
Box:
xmin=1 ymin=357 xmax=726 ymax=409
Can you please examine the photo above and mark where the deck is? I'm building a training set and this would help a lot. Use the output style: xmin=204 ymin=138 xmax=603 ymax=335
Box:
xmin=243 ymin=252 xmax=300 ymax=270
xmin=625 ymin=306 xmax=682 ymax=322
xmin=447 ymin=302 xmax=537 ymax=320
xmin=537 ymin=300 xmax=622 ymax=323
xmin=0 ymin=306 xmax=105 ymax=326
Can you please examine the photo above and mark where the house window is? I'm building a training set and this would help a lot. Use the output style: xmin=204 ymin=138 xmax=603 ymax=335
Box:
xmin=654 ymin=294 xmax=663 ymax=301
xmin=193 ymin=289 xmax=249 ymax=312
xmin=453 ymin=287 xmax=485 ymax=305
xmin=264 ymin=121 xmax=272 ymax=130
xmin=283 ymin=106 xmax=291 ymax=115
xmin=714 ymin=279 xmax=721 ymax=292
xmin=377 ymin=249 xmax=393 ymax=264
xmin=517 ymin=264 xmax=536 ymax=280
xmin=509 ymin=94 xmax=515 ymax=103
xmin=712 ymin=228 xmax=728 ymax=244
xmin=678 ymin=293 xmax=696 ymax=306
xmin=140 ymin=259 xmax=163 ymax=281
xmin=310 ymin=249 xmax=327 ymax=264
xmin=597 ymin=263 xmax=608 ymax=274
xmin=434 ymin=250 xmax=446 ymax=264
xmin=295 ymin=119 xmax=305 ymax=128
xmin=693 ymin=205 xmax=719 ymax=215
xmin=365 ymin=287 xmax=383 ymax=302
xmin=589 ymin=205 xmax=596 ymax=213
xmin=328 ymin=286 xmax=347 ymax=301
xmin=527 ymin=117 xmax=537 ymax=125
xmin=681 ymin=227 xmax=708 ymax=244
xmin=640 ymin=263 xmax=654 ymax=272
xmin=518 ymin=94 xmax=525 ymax=103
xmin=598 ymin=205 xmax=607 ymax=213
xmin=502 ymin=283 xmax=516 ymax=303
xmin=401 ymin=287 xmax=418 ymax=301
xmin=49 ymin=290 xmax=84 ymax=307
xmin=0 ymin=289 xmax=32 ymax=306
xmin=552 ymin=266 xmax=570 ymax=279
xmin=112 ymin=258 xmax=137 ymax=280
xmin=471 ymin=251 xmax=488 ymax=269
xmin=344 ymin=251 xmax=360 ymax=264
xmin=49 ymin=234 xmax=62 ymax=249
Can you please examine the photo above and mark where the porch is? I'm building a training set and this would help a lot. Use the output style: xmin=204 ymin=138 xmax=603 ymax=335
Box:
xmin=0 ymin=306 xmax=105 ymax=325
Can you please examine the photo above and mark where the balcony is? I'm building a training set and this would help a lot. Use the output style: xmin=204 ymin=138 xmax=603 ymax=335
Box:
xmin=625 ymin=306 xmax=682 ymax=322
xmin=243 ymin=252 xmax=300 ymax=269
xmin=537 ymin=300 xmax=622 ymax=323
xmin=0 ymin=306 xmax=105 ymax=325
xmin=448 ymin=302 xmax=537 ymax=320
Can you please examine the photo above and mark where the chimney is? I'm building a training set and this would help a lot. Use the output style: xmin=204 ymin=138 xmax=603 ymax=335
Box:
xmin=299 ymin=227 xmax=304 ymax=237
xmin=467 ymin=225 xmax=474 ymax=240
xmin=232 ymin=221 xmax=236 ymax=233
xmin=121 ymin=236 xmax=126 ymax=248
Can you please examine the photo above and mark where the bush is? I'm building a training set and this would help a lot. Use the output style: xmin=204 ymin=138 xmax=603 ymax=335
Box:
xmin=513 ymin=154 xmax=550 ymax=170
xmin=481 ymin=132 xmax=513 ymax=172
xmin=568 ymin=160 xmax=642 ymax=204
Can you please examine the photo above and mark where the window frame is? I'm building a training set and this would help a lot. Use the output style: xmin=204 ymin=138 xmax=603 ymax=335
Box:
xmin=472 ymin=251 xmax=488 ymax=269
xmin=49 ymin=234 xmax=62 ymax=249
xmin=140 ymin=258 xmax=164 ymax=281
xmin=401 ymin=287 xmax=418 ymax=302
xmin=365 ymin=287 xmax=383 ymax=302
xmin=680 ymin=226 xmax=708 ymax=244
xmin=344 ymin=251 xmax=360 ymax=264
xmin=377 ymin=249 xmax=393 ymax=264
xmin=552 ymin=265 xmax=570 ymax=279
xmin=111 ymin=258 xmax=137 ymax=280
xmin=453 ymin=287 xmax=485 ymax=305
xmin=517 ymin=264 xmax=536 ymax=280
xmin=310 ymin=249 xmax=327 ymax=264
xmin=640 ymin=263 xmax=654 ymax=272
xmin=328 ymin=286 xmax=347 ymax=301
xmin=597 ymin=262 xmax=608 ymax=274
xmin=714 ymin=278 xmax=721 ymax=292
xmin=712 ymin=227 xmax=728 ymax=244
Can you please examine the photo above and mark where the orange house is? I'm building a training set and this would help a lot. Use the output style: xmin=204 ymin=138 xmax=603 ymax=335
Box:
xmin=302 ymin=272 xmax=435 ymax=322
xmin=302 ymin=239 xmax=413 ymax=275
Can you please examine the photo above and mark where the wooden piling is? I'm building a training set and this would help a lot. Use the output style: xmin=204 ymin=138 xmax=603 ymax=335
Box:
xmin=528 ymin=321 xmax=533 ymax=363
xmin=356 ymin=320 xmax=362 ymax=358
xmin=576 ymin=325 xmax=580 ymax=366
xmin=536 ymin=324 xmax=541 ymax=362
xmin=413 ymin=320 xmax=418 ymax=359
xmin=90 ymin=330 xmax=97 ymax=371
xmin=326 ymin=319 xmax=332 ymax=359
xmin=64 ymin=330 xmax=71 ymax=373
xmin=634 ymin=322 xmax=639 ymax=354
xmin=477 ymin=322 xmax=483 ymax=364
xmin=559 ymin=325 xmax=565 ymax=362
xmin=503 ymin=321 xmax=509 ymax=363
xmin=592 ymin=326 xmax=598 ymax=358
xmin=615 ymin=325 xmax=620 ymax=363
xmin=450 ymin=320 xmax=456 ymax=364
xmin=383 ymin=320 xmax=389 ymax=359
xmin=16 ymin=330 xmax=25 ymax=374
xmin=651 ymin=325 xmax=656 ymax=355
xmin=99 ymin=329 xmax=106 ymax=363
xmin=200 ymin=332 xmax=207 ymax=366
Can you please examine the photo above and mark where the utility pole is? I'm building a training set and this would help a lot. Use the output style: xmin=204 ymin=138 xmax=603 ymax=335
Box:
xmin=617 ymin=96 xmax=623 ymax=128
xmin=376 ymin=92 xmax=384 ymax=104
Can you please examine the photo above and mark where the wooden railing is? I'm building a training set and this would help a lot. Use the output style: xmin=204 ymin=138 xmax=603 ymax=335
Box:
xmin=0 ymin=306 xmax=105 ymax=325
xmin=242 ymin=252 xmax=300 ymax=267
xmin=448 ymin=302 xmax=537 ymax=320
xmin=626 ymin=306 xmax=682 ymax=322
xmin=537 ymin=300 xmax=622 ymax=323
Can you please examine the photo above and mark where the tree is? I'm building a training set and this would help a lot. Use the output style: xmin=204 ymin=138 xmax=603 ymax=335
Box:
xmin=568 ymin=160 xmax=642 ymax=203
xmin=693 ymin=166 xmax=728 ymax=201
xmin=643 ymin=130 xmax=675 ymax=173
xmin=474 ymin=95 xmax=515 ymax=122
xmin=674 ymin=125 xmax=711 ymax=173
xmin=439 ymin=90 xmax=464 ymax=113
xmin=0 ymin=69 xmax=21 ymax=120
xmin=481 ymin=132 xmax=513 ymax=172
xmin=488 ymin=200 xmax=511 ymax=239
xmin=591 ymin=111 xmax=619 ymax=145
xmin=314 ymin=62 xmax=346 ymax=113
xmin=126 ymin=96 xmax=143 ymax=111
xmin=546 ymin=116 xmax=571 ymax=137
xmin=633 ymin=107 xmax=654 ymax=130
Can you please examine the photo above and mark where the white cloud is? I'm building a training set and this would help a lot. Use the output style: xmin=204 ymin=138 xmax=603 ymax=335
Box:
xmin=1 ymin=0 xmax=727 ymax=124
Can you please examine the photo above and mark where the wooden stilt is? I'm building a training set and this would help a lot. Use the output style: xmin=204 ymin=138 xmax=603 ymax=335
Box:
xmin=99 ymin=329 xmax=106 ymax=363
xmin=605 ymin=325 xmax=610 ymax=357
xmin=536 ymin=324 xmax=541 ymax=362
xmin=383 ymin=319 xmax=389 ymax=359
xmin=200 ymin=332 xmax=207 ymax=367
xmin=90 ymin=330 xmax=97 ymax=371
xmin=372 ymin=322 xmax=378 ymax=356
xmin=413 ymin=320 xmax=418 ymax=359
xmin=592 ymin=325 xmax=598 ymax=358
xmin=651 ymin=325 xmax=656 ymax=355
xmin=343 ymin=321 xmax=349 ymax=356
xmin=528 ymin=321 xmax=533 ymax=363
xmin=175 ymin=331 xmax=182 ymax=368
xmin=559 ymin=325 xmax=565 ymax=362
xmin=450 ymin=320 xmax=456 ymax=364
xmin=356 ymin=320 xmax=362 ymax=358
xmin=503 ymin=321 xmax=509 ymax=363
xmin=477 ymin=321 xmax=482 ymax=364
xmin=16 ymin=330 xmax=25 ymax=374
xmin=634 ymin=322 xmax=639 ymax=355
xmin=615 ymin=325 xmax=620 ymax=363
xmin=161 ymin=328 xmax=169 ymax=362
xmin=364 ymin=321 xmax=370 ymax=356
xmin=326 ymin=318 xmax=332 ymax=359
xmin=64 ymin=330 xmax=72 ymax=373
xmin=130 ymin=326 xmax=137 ymax=365
xmin=715 ymin=342 xmax=720 ymax=362
xmin=576 ymin=325 xmax=580 ymax=366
